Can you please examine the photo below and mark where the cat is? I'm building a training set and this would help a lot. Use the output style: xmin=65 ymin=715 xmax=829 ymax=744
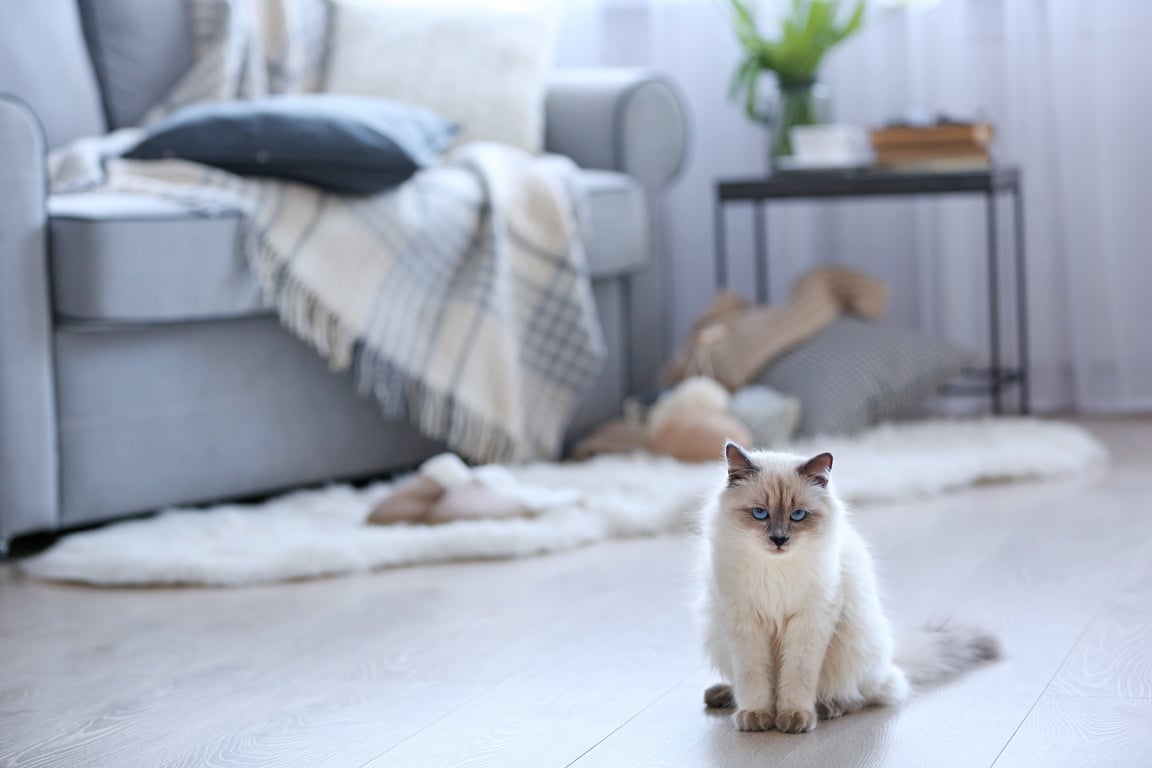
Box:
xmin=697 ymin=441 xmax=999 ymax=733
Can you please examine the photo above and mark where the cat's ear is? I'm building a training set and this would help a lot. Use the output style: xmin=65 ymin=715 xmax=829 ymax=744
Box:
xmin=799 ymin=452 xmax=833 ymax=487
xmin=725 ymin=441 xmax=757 ymax=486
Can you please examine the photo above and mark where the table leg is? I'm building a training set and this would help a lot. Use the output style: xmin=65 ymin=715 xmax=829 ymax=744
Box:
xmin=1012 ymin=184 xmax=1031 ymax=414
xmin=986 ymin=190 xmax=1003 ymax=415
xmin=620 ymin=276 xmax=634 ymax=397
xmin=754 ymin=202 xmax=768 ymax=303
xmin=714 ymin=198 xmax=728 ymax=291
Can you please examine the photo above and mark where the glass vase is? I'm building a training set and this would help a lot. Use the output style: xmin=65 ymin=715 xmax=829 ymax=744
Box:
xmin=768 ymin=79 xmax=831 ymax=165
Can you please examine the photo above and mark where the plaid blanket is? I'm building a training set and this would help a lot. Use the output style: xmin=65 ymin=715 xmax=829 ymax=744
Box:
xmin=50 ymin=0 xmax=605 ymax=463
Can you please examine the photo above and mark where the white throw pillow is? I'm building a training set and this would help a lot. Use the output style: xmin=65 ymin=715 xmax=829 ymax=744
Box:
xmin=325 ymin=0 xmax=558 ymax=153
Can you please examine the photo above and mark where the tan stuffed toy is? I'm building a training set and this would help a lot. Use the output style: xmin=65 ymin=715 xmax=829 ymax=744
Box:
xmin=663 ymin=266 xmax=889 ymax=390
xmin=644 ymin=377 xmax=753 ymax=463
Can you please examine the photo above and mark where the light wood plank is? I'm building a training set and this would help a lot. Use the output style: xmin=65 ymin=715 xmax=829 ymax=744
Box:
xmin=0 ymin=540 xmax=692 ymax=768
xmin=993 ymin=696 xmax=1152 ymax=768
xmin=358 ymin=539 xmax=702 ymax=768
xmin=1047 ymin=534 xmax=1152 ymax=699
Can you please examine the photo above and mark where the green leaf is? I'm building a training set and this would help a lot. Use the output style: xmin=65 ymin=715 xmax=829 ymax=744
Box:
xmin=728 ymin=55 xmax=756 ymax=100
xmin=743 ymin=67 xmax=763 ymax=120
xmin=724 ymin=0 xmax=868 ymax=112
xmin=835 ymin=0 xmax=867 ymax=43
xmin=728 ymin=0 xmax=757 ymax=32
xmin=726 ymin=0 xmax=763 ymax=50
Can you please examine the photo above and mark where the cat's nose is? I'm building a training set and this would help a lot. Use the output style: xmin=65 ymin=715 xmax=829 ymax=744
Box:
xmin=769 ymin=534 xmax=790 ymax=548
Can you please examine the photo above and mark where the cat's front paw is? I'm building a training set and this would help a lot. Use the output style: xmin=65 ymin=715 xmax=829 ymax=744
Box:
xmin=733 ymin=709 xmax=776 ymax=732
xmin=776 ymin=708 xmax=818 ymax=734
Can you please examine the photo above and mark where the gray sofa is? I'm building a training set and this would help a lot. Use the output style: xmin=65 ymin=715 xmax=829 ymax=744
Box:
xmin=0 ymin=0 xmax=687 ymax=547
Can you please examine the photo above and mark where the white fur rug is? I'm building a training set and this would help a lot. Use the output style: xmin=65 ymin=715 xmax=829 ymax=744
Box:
xmin=22 ymin=419 xmax=1105 ymax=587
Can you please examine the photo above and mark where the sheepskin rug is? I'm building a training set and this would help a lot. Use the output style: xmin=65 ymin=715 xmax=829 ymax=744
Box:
xmin=21 ymin=418 xmax=1105 ymax=587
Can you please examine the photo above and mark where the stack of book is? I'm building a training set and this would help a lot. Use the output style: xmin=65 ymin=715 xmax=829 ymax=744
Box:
xmin=869 ymin=123 xmax=994 ymax=170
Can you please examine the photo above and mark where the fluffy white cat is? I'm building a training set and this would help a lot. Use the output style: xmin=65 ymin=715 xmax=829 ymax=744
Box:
xmin=698 ymin=442 xmax=999 ymax=733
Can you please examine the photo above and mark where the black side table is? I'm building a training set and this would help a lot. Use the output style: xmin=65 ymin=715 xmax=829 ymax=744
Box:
xmin=714 ymin=167 xmax=1029 ymax=414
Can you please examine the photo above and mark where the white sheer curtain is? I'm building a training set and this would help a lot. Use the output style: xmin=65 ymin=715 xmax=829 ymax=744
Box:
xmin=557 ymin=0 xmax=1152 ymax=413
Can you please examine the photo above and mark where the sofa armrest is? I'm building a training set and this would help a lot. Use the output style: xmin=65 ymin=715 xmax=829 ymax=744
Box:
xmin=544 ymin=70 xmax=689 ymax=393
xmin=544 ymin=69 xmax=688 ymax=191
xmin=0 ymin=94 xmax=58 ymax=543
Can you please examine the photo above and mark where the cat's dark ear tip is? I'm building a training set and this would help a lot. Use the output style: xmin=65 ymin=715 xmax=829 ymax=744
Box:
xmin=724 ymin=440 xmax=747 ymax=459
xmin=725 ymin=441 xmax=756 ymax=485
xmin=800 ymin=452 xmax=833 ymax=487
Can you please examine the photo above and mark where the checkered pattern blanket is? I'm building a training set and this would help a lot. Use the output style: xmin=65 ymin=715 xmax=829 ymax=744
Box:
xmin=49 ymin=0 xmax=605 ymax=463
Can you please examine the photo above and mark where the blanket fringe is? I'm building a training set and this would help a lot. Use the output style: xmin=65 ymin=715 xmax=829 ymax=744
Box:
xmin=356 ymin=345 xmax=521 ymax=464
xmin=244 ymin=223 xmax=358 ymax=370
xmin=243 ymin=221 xmax=522 ymax=464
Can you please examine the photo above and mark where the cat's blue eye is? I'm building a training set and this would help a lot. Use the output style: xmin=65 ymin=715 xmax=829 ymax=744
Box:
xmin=790 ymin=509 xmax=808 ymax=522
xmin=751 ymin=507 xmax=769 ymax=520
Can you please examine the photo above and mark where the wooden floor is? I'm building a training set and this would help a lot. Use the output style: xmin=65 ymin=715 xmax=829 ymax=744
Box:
xmin=2 ymin=418 xmax=1150 ymax=768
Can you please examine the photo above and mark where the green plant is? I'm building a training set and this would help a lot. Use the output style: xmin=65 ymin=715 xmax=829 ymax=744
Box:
xmin=728 ymin=0 xmax=866 ymax=122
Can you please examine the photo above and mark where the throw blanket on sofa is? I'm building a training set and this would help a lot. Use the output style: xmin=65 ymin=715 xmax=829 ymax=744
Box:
xmin=48 ymin=0 xmax=605 ymax=463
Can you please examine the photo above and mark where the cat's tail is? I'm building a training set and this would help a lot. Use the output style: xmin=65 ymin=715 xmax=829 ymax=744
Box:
xmin=895 ymin=622 xmax=1001 ymax=686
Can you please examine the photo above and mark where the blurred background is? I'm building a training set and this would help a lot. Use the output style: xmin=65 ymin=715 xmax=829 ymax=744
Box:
xmin=560 ymin=0 xmax=1151 ymax=414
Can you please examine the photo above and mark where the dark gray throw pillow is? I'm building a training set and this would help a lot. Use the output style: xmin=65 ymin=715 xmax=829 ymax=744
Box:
xmin=757 ymin=316 xmax=974 ymax=436
xmin=124 ymin=94 xmax=457 ymax=194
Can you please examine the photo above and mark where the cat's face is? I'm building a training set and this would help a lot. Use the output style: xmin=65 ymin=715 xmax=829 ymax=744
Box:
xmin=721 ymin=442 xmax=836 ymax=556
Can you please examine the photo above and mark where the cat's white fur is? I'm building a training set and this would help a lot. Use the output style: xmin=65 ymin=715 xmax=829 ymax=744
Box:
xmin=697 ymin=444 xmax=998 ymax=733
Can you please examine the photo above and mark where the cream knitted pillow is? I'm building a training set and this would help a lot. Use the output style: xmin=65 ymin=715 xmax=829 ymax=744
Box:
xmin=325 ymin=0 xmax=558 ymax=153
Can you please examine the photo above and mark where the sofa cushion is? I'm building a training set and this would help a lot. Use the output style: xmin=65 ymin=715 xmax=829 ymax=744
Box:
xmin=48 ymin=170 xmax=649 ymax=323
xmin=124 ymin=95 xmax=458 ymax=195
xmin=757 ymin=317 xmax=974 ymax=436
xmin=77 ymin=0 xmax=194 ymax=129
xmin=326 ymin=0 xmax=557 ymax=153
xmin=0 ymin=0 xmax=107 ymax=148
xmin=49 ymin=194 xmax=264 ymax=323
